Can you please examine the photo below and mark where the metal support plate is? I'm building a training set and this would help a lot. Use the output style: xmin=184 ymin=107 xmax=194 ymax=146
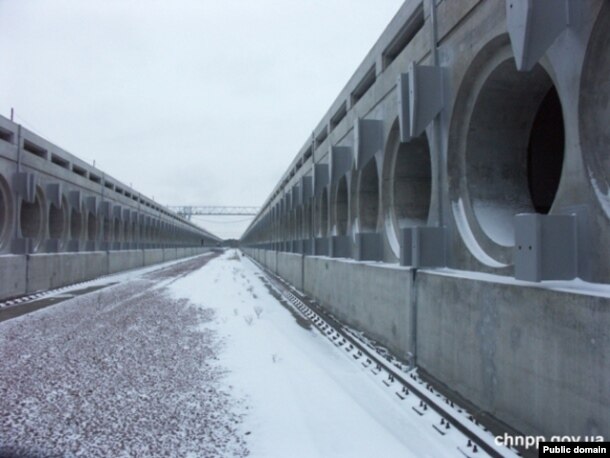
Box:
xmin=514 ymin=213 xmax=577 ymax=281
xmin=408 ymin=63 xmax=444 ymax=138
xmin=507 ymin=0 xmax=571 ymax=71
xmin=355 ymin=232 xmax=383 ymax=261
xmin=355 ymin=119 xmax=383 ymax=170
xmin=397 ymin=73 xmax=412 ymax=143
xmin=12 ymin=172 xmax=37 ymax=203
xmin=314 ymin=164 xmax=329 ymax=197
xmin=330 ymin=235 xmax=352 ymax=259
xmin=331 ymin=146 xmax=353 ymax=185
xmin=400 ymin=226 xmax=446 ymax=268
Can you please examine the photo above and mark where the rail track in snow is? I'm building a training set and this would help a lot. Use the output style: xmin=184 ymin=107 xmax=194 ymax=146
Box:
xmin=249 ymin=256 xmax=521 ymax=458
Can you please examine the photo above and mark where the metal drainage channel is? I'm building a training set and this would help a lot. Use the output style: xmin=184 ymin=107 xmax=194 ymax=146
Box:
xmin=249 ymin=257 xmax=519 ymax=458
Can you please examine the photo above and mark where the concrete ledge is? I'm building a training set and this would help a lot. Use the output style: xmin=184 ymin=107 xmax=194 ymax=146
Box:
xmin=250 ymin=248 xmax=610 ymax=440
xmin=265 ymin=250 xmax=277 ymax=274
xmin=303 ymin=256 xmax=413 ymax=360
xmin=143 ymin=249 xmax=165 ymax=266
xmin=276 ymin=252 xmax=303 ymax=290
xmin=0 ymin=247 xmax=210 ymax=301
xmin=27 ymin=252 xmax=107 ymax=293
xmin=108 ymin=250 xmax=144 ymax=274
xmin=416 ymin=271 xmax=610 ymax=439
xmin=163 ymin=248 xmax=178 ymax=262
xmin=0 ymin=255 xmax=26 ymax=299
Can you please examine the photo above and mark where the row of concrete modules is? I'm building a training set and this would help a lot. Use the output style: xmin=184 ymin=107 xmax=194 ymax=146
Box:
xmin=242 ymin=1 xmax=610 ymax=285
xmin=0 ymin=247 xmax=209 ymax=301
xmin=245 ymin=248 xmax=609 ymax=447
xmin=0 ymin=115 xmax=218 ymax=256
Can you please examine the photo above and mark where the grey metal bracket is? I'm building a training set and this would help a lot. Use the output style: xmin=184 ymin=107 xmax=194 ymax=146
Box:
xmin=408 ymin=62 xmax=444 ymax=138
xmin=300 ymin=176 xmax=313 ymax=202
xmin=100 ymin=201 xmax=112 ymax=218
xmin=355 ymin=119 xmax=383 ymax=170
xmin=314 ymin=164 xmax=329 ymax=196
xmin=12 ymin=172 xmax=37 ymax=203
xmin=330 ymin=235 xmax=352 ymax=259
xmin=46 ymin=183 xmax=62 ymax=208
xmin=302 ymin=238 xmax=314 ymax=255
xmin=113 ymin=205 xmax=123 ymax=219
xmin=514 ymin=213 xmax=577 ymax=281
xmin=11 ymin=238 xmax=30 ymax=254
xmin=355 ymin=232 xmax=383 ymax=261
xmin=292 ymin=239 xmax=303 ymax=254
xmin=68 ymin=190 xmax=82 ymax=211
xmin=330 ymin=146 xmax=353 ymax=185
xmin=400 ymin=226 xmax=446 ymax=267
xmin=397 ymin=73 xmax=412 ymax=143
xmin=291 ymin=185 xmax=301 ymax=209
xmin=67 ymin=240 xmax=80 ymax=252
xmin=85 ymin=196 xmax=98 ymax=214
xmin=506 ymin=0 xmax=572 ymax=71
xmin=45 ymin=239 xmax=60 ymax=253
xmin=314 ymin=237 xmax=329 ymax=256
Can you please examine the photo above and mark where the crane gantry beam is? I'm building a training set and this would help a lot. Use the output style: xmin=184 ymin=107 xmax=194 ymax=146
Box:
xmin=167 ymin=206 xmax=260 ymax=219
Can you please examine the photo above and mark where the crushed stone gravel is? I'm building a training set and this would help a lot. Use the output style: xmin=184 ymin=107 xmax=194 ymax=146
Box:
xmin=0 ymin=255 xmax=249 ymax=458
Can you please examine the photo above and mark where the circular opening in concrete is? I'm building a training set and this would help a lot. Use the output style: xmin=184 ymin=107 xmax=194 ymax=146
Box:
xmin=0 ymin=189 xmax=5 ymax=239
xmin=289 ymin=212 xmax=295 ymax=241
xmin=527 ymin=87 xmax=564 ymax=214
xmin=580 ymin=2 xmax=610 ymax=218
xmin=114 ymin=218 xmax=121 ymax=243
xmin=335 ymin=176 xmax=348 ymax=235
xmin=358 ymin=160 xmax=380 ymax=232
xmin=296 ymin=209 xmax=303 ymax=240
xmin=48 ymin=202 xmax=67 ymax=240
xmin=319 ymin=188 xmax=328 ymax=237
xmin=466 ymin=59 xmax=564 ymax=246
xmin=87 ymin=212 xmax=97 ymax=241
xmin=394 ymin=133 xmax=432 ymax=227
xmin=70 ymin=208 xmax=83 ymax=241
xmin=20 ymin=190 xmax=45 ymax=251
xmin=304 ymin=203 xmax=312 ymax=238
xmin=0 ymin=176 xmax=12 ymax=250
xmin=382 ymin=121 xmax=433 ymax=259
xmin=103 ymin=217 xmax=111 ymax=242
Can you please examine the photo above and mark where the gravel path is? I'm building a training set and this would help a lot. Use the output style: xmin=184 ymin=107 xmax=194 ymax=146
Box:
xmin=0 ymin=255 xmax=249 ymax=458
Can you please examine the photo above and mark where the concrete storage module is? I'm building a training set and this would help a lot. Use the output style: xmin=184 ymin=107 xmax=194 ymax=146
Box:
xmin=241 ymin=0 xmax=610 ymax=445
xmin=0 ymin=118 xmax=221 ymax=299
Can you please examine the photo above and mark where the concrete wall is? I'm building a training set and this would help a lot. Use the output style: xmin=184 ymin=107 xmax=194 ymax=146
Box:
xmin=27 ymin=252 xmax=107 ymax=292
xmin=108 ymin=250 xmax=144 ymax=274
xmin=303 ymin=256 xmax=413 ymax=360
xmin=276 ymin=252 xmax=302 ymax=289
xmin=242 ymin=1 xmax=610 ymax=283
xmin=0 ymin=255 xmax=26 ymax=298
xmin=265 ymin=249 xmax=277 ymax=274
xmin=163 ymin=248 xmax=178 ymax=262
xmin=248 ymin=249 xmax=610 ymax=441
xmin=143 ymin=249 xmax=165 ymax=266
xmin=0 ymin=247 xmax=210 ymax=300
xmin=416 ymin=271 xmax=610 ymax=439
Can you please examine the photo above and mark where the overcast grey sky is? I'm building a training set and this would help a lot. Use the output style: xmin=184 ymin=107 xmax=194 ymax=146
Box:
xmin=0 ymin=0 xmax=404 ymax=238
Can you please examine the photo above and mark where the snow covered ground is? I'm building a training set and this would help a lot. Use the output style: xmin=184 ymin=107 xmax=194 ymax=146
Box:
xmin=1 ymin=250 xmax=483 ymax=457
xmin=172 ymin=251 xmax=469 ymax=458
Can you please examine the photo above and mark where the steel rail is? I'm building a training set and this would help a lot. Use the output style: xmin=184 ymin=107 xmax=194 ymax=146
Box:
xmin=249 ymin=256 xmax=519 ymax=458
